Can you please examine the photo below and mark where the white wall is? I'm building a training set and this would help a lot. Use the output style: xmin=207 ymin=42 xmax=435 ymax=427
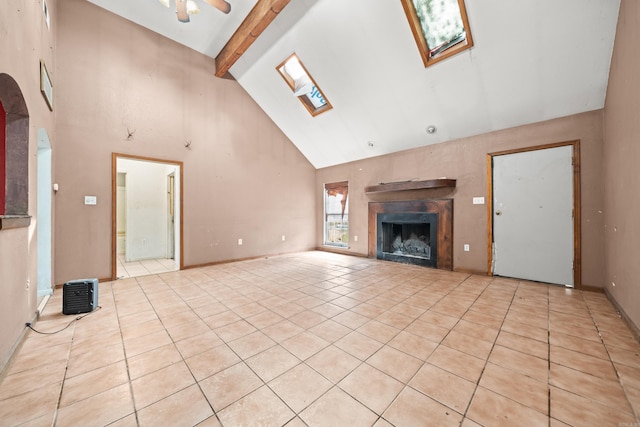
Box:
xmin=37 ymin=129 xmax=53 ymax=297
xmin=118 ymin=158 xmax=171 ymax=262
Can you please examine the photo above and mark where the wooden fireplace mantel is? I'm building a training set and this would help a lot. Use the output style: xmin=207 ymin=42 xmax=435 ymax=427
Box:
xmin=365 ymin=178 xmax=456 ymax=194
xmin=368 ymin=199 xmax=453 ymax=270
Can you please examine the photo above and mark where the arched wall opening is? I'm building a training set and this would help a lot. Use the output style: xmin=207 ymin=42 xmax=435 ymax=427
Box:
xmin=0 ymin=73 xmax=30 ymax=227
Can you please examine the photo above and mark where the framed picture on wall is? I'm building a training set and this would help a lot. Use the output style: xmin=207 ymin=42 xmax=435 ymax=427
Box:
xmin=40 ymin=60 xmax=53 ymax=111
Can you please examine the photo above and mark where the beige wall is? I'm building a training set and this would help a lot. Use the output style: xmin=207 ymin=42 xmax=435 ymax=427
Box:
xmin=0 ymin=0 xmax=634 ymax=374
xmin=603 ymin=0 xmax=640 ymax=329
xmin=53 ymin=0 xmax=316 ymax=283
xmin=317 ymin=110 xmax=605 ymax=287
xmin=0 ymin=0 xmax=57 ymax=369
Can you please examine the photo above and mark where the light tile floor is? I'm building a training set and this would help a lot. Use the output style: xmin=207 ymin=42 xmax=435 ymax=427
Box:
xmin=117 ymin=254 xmax=178 ymax=279
xmin=1 ymin=251 xmax=639 ymax=426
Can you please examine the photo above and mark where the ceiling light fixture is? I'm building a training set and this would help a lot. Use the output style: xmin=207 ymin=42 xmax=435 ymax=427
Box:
xmin=157 ymin=0 xmax=230 ymax=23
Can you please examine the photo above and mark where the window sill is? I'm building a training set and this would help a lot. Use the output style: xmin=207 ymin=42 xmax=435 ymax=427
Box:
xmin=0 ymin=215 xmax=31 ymax=230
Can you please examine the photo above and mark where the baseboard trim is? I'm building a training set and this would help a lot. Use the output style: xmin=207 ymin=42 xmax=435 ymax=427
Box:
xmin=453 ymin=268 xmax=488 ymax=276
xmin=315 ymin=246 xmax=368 ymax=258
xmin=185 ymin=255 xmax=271 ymax=270
xmin=604 ymin=288 xmax=640 ymax=343
xmin=581 ymin=284 xmax=604 ymax=293
xmin=0 ymin=310 xmax=39 ymax=380
xmin=37 ymin=294 xmax=51 ymax=317
xmin=184 ymin=248 xmax=317 ymax=270
xmin=56 ymin=277 xmax=112 ymax=288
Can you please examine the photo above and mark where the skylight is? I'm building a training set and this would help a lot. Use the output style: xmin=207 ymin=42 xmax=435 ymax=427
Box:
xmin=277 ymin=54 xmax=332 ymax=117
xmin=401 ymin=0 xmax=473 ymax=67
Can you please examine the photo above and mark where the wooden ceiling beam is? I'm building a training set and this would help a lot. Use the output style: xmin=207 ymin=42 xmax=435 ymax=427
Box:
xmin=215 ymin=0 xmax=291 ymax=78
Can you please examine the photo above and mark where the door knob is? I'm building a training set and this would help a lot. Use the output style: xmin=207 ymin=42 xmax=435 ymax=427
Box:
xmin=495 ymin=210 xmax=502 ymax=216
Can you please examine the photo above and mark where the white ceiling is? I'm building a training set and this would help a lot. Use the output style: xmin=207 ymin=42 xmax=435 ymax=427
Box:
xmin=86 ymin=0 xmax=621 ymax=169
xmin=86 ymin=0 xmax=260 ymax=58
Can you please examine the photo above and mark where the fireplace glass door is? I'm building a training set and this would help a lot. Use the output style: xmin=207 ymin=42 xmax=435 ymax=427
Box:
xmin=377 ymin=213 xmax=437 ymax=267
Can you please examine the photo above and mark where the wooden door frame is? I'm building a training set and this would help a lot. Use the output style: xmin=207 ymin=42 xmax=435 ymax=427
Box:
xmin=486 ymin=140 xmax=581 ymax=289
xmin=111 ymin=153 xmax=184 ymax=280
xmin=166 ymin=172 xmax=176 ymax=260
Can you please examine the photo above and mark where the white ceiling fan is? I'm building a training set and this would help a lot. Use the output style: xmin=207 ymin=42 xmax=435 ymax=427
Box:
xmin=157 ymin=0 xmax=231 ymax=23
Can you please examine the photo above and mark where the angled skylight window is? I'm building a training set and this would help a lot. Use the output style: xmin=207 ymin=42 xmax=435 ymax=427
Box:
xmin=277 ymin=54 xmax=332 ymax=117
xmin=401 ymin=0 xmax=473 ymax=67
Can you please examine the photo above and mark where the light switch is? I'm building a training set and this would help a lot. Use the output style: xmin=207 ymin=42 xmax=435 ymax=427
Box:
xmin=84 ymin=196 xmax=97 ymax=205
xmin=472 ymin=197 xmax=485 ymax=205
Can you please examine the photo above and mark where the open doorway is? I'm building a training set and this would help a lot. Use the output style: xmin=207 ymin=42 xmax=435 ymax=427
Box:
xmin=112 ymin=154 xmax=183 ymax=280
xmin=37 ymin=129 xmax=53 ymax=300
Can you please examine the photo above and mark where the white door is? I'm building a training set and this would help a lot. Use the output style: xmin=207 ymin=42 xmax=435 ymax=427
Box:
xmin=167 ymin=172 xmax=175 ymax=259
xmin=116 ymin=173 xmax=127 ymax=255
xmin=492 ymin=145 xmax=574 ymax=286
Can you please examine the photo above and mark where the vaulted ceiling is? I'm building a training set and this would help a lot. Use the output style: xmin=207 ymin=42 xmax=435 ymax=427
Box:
xmin=86 ymin=0 xmax=621 ymax=168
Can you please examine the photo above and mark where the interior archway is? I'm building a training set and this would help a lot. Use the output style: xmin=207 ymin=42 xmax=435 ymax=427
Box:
xmin=0 ymin=73 xmax=29 ymax=224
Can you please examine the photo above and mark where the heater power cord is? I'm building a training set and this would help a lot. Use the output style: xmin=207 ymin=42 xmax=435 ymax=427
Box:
xmin=25 ymin=306 xmax=102 ymax=335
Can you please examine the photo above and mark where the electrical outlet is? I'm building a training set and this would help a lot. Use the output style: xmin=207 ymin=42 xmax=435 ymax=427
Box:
xmin=464 ymin=244 xmax=470 ymax=252
xmin=354 ymin=235 xmax=358 ymax=242
xmin=238 ymin=238 xmax=243 ymax=246
xmin=472 ymin=197 xmax=485 ymax=205
xmin=282 ymin=235 xmax=286 ymax=241
xmin=84 ymin=195 xmax=97 ymax=205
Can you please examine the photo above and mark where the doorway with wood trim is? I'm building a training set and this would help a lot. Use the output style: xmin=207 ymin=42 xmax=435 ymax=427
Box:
xmin=487 ymin=141 xmax=581 ymax=288
xmin=37 ymin=129 xmax=53 ymax=300
xmin=112 ymin=154 xmax=184 ymax=280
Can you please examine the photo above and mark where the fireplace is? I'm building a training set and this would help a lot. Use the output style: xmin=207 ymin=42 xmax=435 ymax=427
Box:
xmin=368 ymin=199 xmax=453 ymax=270
xmin=377 ymin=213 xmax=437 ymax=267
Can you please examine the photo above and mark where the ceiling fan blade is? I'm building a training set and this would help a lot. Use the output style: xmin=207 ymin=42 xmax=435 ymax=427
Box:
xmin=203 ymin=0 xmax=231 ymax=14
xmin=176 ymin=0 xmax=190 ymax=22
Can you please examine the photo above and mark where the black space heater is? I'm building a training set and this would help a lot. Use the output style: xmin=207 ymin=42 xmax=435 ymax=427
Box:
xmin=62 ymin=278 xmax=99 ymax=315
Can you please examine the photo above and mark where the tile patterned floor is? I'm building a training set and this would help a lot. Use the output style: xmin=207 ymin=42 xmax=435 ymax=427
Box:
xmin=117 ymin=255 xmax=178 ymax=279
xmin=1 ymin=251 xmax=639 ymax=426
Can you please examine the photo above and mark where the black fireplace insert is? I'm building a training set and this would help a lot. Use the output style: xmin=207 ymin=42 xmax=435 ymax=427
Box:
xmin=376 ymin=212 xmax=437 ymax=267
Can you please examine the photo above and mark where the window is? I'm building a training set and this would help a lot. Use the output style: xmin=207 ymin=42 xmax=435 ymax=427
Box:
xmin=277 ymin=53 xmax=333 ymax=117
xmin=324 ymin=181 xmax=348 ymax=247
xmin=401 ymin=0 xmax=473 ymax=67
